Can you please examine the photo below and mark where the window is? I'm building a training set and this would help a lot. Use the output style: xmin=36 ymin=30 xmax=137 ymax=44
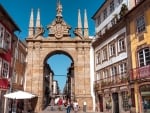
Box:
xmin=0 ymin=24 xmax=5 ymax=48
xmin=118 ymin=37 xmax=125 ymax=52
xmin=4 ymin=30 xmax=11 ymax=50
xmin=109 ymin=43 xmax=116 ymax=56
xmin=111 ymin=66 xmax=117 ymax=82
xmin=136 ymin=0 xmax=143 ymax=4
xmin=96 ymin=54 xmax=99 ymax=64
xmin=103 ymin=8 xmax=107 ymax=20
xmin=21 ymin=53 xmax=25 ymax=63
xmin=103 ymin=69 xmax=108 ymax=82
xmin=119 ymin=62 xmax=127 ymax=74
xmin=0 ymin=58 xmax=2 ymax=76
xmin=121 ymin=91 xmax=130 ymax=111
xmin=0 ymin=24 xmax=11 ymax=50
xmin=15 ymin=47 xmax=19 ymax=59
xmin=12 ymin=71 xmax=18 ymax=83
xmin=138 ymin=48 xmax=150 ymax=67
xmin=111 ymin=66 xmax=117 ymax=76
xmin=118 ymin=0 xmax=123 ymax=4
xmin=98 ymin=15 xmax=101 ymax=25
xmin=96 ymin=72 xmax=100 ymax=80
xmin=111 ymin=18 xmax=116 ymax=26
xmin=96 ymin=51 xmax=101 ymax=64
xmin=136 ymin=15 xmax=145 ymax=33
xmin=102 ymin=48 xmax=107 ymax=61
xmin=1 ymin=60 xmax=9 ymax=78
xmin=110 ymin=0 xmax=114 ymax=13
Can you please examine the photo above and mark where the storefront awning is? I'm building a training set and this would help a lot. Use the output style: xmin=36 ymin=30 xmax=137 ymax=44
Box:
xmin=0 ymin=78 xmax=9 ymax=89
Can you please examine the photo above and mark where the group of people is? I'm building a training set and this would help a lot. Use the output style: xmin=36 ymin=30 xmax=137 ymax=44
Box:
xmin=50 ymin=97 xmax=79 ymax=113
xmin=65 ymin=99 xmax=79 ymax=113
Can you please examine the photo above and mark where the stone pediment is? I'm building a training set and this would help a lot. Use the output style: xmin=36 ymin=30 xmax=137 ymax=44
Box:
xmin=47 ymin=17 xmax=71 ymax=40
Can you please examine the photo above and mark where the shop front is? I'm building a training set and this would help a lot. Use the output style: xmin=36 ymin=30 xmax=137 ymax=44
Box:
xmin=140 ymin=84 xmax=150 ymax=113
xmin=0 ymin=78 xmax=9 ymax=113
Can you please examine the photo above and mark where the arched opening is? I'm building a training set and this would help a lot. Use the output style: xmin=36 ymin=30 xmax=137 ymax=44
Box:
xmin=42 ymin=50 xmax=74 ymax=107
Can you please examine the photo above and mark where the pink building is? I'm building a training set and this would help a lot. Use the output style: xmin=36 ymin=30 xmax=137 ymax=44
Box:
xmin=0 ymin=4 xmax=20 ymax=113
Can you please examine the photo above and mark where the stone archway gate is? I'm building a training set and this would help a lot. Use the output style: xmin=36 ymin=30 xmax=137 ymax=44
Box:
xmin=25 ymin=2 xmax=93 ymax=112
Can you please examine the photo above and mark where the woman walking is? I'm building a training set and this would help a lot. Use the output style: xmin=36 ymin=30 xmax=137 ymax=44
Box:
xmin=66 ymin=99 xmax=71 ymax=113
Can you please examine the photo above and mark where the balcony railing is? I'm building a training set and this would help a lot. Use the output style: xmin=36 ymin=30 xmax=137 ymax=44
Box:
xmin=94 ymin=72 xmax=128 ymax=89
xmin=130 ymin=65 xmax=150 ymax=81
xmin=94 ymin=80 xmax=101 ymax=91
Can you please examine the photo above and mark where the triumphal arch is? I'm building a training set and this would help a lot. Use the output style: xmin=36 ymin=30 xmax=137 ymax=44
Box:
xmin=25 ymin=1 xmax=93 ymax=112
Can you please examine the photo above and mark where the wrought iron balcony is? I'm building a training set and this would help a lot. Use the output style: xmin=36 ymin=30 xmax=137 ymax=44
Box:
xmin=94 ymin=80 xmax=101 ymax=91
xmin=130 ymin=65 xmax=150 ymax=81
xmin=94 ymin=72 xmax=128 ymax=89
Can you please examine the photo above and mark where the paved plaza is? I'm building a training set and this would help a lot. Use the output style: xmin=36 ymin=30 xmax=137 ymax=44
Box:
xmin=39 ymin=105 xmax=98 ymax=113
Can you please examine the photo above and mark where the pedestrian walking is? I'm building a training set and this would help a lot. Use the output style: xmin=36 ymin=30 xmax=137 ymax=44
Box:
xmin=58 ymin=97 xmax=63 ymax=111
xmin=66 ymin=99 xmax=71 ymax=113
xmin=73 ymin=100 xmax=79 ymax=113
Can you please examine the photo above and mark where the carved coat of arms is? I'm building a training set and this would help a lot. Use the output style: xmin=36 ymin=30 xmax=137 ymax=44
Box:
xmin=55 ymin=24 xmax=63 ymax=39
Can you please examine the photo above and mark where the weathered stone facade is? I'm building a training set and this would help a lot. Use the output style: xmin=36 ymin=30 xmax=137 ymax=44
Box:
xmin=25 ymin=1 xmax=93 ymax=112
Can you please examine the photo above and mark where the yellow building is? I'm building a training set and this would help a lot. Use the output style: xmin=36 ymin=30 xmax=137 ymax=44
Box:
xmin=126 ymin=0 xmax=150 ymax=113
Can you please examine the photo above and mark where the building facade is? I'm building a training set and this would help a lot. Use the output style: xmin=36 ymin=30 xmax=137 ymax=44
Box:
xmin=0 ymin=4 xmax=20 ymax=113
xmin=126 ymin=0 xmax=150 ymax=113
xmin=11 ymin=36 xmax=27 ymax=91
xmin=93 ymin=17 xmax=130 ymax=113
xmin=43 ymin=63 xmax=54 ymax=107
xmin=52 ymin=80 xmax=59 ymax=97
xmin=92 ymin=0 xmax=145 ymax=113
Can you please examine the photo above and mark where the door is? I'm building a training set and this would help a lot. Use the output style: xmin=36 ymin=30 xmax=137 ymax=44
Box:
xmin=112 ymin=93 xmax=119 ymax=113
xmin=98 ymin=94 xmax=103 ymax=112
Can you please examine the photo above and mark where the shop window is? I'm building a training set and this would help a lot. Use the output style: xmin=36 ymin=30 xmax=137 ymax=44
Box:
xmin=121 ymin=91 xmax=130 ymax=111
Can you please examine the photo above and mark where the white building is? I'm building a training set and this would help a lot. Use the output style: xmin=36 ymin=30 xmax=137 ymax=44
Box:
xmin=93 ymin=0 xmax=140 ymax=37
xmin=91 ymin=0 xmax=143 ymax=113
xmin=52 ymin=80 xmax=59 ymax=96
